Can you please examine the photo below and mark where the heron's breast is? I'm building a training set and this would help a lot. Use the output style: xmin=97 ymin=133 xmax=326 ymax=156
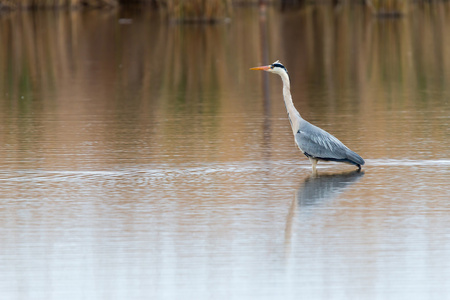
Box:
xmin=294 ymin=137 xmax=304 ymax=153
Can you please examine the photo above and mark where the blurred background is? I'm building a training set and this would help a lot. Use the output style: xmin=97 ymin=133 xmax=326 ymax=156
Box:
xmin=0 ymin=1 xmax=449 ymax=299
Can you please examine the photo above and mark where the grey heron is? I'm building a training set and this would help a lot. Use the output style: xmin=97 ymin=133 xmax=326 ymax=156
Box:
xmin=250 ymin=60 xmax=365 ymax=172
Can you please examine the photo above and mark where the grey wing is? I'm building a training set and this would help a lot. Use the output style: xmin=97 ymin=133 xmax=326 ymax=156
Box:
xmin=295 ymin=122 xmax=364 ymax=165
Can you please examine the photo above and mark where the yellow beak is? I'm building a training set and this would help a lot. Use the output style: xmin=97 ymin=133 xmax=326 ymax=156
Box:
xmin=250 ymin=65 xmax=271 ymax=71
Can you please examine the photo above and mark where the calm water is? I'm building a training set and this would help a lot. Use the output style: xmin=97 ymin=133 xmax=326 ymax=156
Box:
xmin=1 ymin=4 xmax=450 ymax=299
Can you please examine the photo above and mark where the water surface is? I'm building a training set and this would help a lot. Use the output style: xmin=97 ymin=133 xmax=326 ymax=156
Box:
xmin=0 ymin=5 xmax=449 ymax=299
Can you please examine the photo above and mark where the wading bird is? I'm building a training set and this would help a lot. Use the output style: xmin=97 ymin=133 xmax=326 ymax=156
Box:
xmin=250 ymin=60 xmax=365 ymax=172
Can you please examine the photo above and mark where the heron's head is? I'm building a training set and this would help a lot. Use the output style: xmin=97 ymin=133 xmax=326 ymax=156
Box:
xmin=250 ymin=60 xmax=288 ymax=76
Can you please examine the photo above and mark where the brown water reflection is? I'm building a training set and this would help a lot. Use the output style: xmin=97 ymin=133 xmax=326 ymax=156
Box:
xmin=1 ymin=4 xmax=450 ymax=299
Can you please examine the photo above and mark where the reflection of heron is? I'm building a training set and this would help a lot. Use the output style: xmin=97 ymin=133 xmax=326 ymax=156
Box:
xmin=250 ymin=61 xmax=365 ymax=172
xmin=296 ymin=170 xmax=365 ymax=207
xmin=284 ymin=170 xmax=364 ymax=252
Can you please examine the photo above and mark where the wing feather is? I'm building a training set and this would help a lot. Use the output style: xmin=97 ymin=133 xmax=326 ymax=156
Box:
xmin=295 ymin=121 xmax=364 ymax=165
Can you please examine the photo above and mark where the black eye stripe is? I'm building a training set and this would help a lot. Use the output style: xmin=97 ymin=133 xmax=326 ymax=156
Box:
xmin=272 ymin=63 xmax=287 ymax=72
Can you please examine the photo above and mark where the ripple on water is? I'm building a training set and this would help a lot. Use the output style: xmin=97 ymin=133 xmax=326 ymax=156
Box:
xmin=0 ymin=158 xmax=447 ymax=189
xmin=366 ymin=159 xmax=450 ymax=167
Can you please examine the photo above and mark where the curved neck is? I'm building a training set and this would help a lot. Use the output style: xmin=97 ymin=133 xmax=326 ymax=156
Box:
xmin=279 ymin=72 xmax=302 ymax=134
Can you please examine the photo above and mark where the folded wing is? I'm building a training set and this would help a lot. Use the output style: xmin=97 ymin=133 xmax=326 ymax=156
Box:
xmin=295 ymin=121 xmax=365 ymax=166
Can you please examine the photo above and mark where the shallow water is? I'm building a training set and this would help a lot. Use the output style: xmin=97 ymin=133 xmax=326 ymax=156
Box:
xmin=1 ymin=4 xmax=450 ymax=299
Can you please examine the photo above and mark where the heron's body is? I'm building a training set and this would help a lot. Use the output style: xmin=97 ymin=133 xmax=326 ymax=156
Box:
xmin=251 ymin=60 xmax=365 ymax=172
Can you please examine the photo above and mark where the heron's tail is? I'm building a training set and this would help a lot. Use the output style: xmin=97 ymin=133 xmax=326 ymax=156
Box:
xmin=346 ymin=150 xmax=365 ymax=166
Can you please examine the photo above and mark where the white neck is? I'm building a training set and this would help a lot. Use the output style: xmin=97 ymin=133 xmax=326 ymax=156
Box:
xmin=279 ymin=71 xmax=302 ymax=135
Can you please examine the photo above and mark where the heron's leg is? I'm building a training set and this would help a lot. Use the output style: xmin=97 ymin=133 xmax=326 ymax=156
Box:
xmin=309 ymin=157 xmax=318 ymax=174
